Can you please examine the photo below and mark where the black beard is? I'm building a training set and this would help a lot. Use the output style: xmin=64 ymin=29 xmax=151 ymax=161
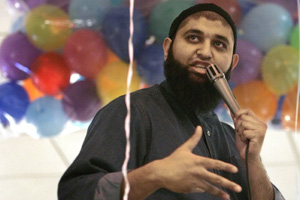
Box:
xmin=164 ymin=50 xmax=223 ymax=113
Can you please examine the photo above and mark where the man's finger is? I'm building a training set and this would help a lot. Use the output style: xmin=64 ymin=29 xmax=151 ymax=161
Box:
xmin=198 ymin=157 xmax=238 ymax=174
xmin=201 ymin=170 xmax=242 ymax=193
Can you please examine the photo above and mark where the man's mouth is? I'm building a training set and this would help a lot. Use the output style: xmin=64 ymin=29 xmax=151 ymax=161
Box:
xmin=194 ymin=64 xmax=206 ymax=69
xmin=190 ymin=64 xmax=207 ymax=74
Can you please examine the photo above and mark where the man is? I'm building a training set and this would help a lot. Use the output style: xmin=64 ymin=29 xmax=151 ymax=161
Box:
xmin=58 ymin=3 xmax=284 ymax=200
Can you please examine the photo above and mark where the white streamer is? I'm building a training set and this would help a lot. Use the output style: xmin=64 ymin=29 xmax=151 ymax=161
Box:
xmin=295 ymin=0 xmax=300 ymax=133
xmin=122 ymin=0 xmax=135 ymax=200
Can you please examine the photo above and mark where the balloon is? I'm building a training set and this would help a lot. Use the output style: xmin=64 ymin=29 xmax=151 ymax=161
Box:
xmin=230 ymin=39 xmax=263 ymax=85
xmin=109 ymin=0 xmax=123 ymax=6
xmin=6 ymin=0 xmax=70 ymax=12
xmin=149 ymin=0 xmax=193 ymax=43
xmin=262 ymin=45 xmax=299 ymax=95
xmin=63 ymin=29 xmax=108 ymax=79
xmin=62 ymin=80 xmax=101 ymax=122
xmin=137 ymin=44 xmax=165 ymax=85
xmin=196 ymin=0 xmax=242 ymax=25
xmin=5 ymin=0 xmax=30 ymax=13
xmin=31 ymin=52 xmax=71 ymax=95
xmin=106 ymin=49 xmax=122 ymax=64
xmin=10 ymin=14 xmax=26 ymax=33
xmin=96 ymin=61 xmax=141 ymax=105
xmin=0 ymin=31 xmax=42 ymax=80
xmin=237 ymin=0 xmax=257 ymax=17
xmin=102 ymin=6 xmax=148 ymax=62
xmin=271 ymin=95 xmax=285 ymax=126
xmin=0 ymin=82 xmax=30 ymax=126
xmin=124 ymin=0 xmax=162 ymax=17
xmin=233 ymin=80 xmax=278 ymax=122
xmin=240 ymin=3 xmax=293 ymax=52
xmin=257 ymin=0 xmax=298 ymax=22
xmin=281 ymin=86 xmax=300 ymax=130
xmin=23 ymin=78 xmax=45 ymax=101
xmin=290 ymin=24 xmax=299 ymax=50
xmin=214 ymin=103 xmax=233 ymax=124
xmin=25 ymin=96 xmax=69 ymax=137
xmin=25 ymin=5 xmax=72 ymax=51
xmin=68 ymin=0 xmax=111 ymax=31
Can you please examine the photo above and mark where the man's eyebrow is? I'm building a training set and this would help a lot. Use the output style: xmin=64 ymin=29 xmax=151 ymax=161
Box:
xmin=215 ymin=34 xmax=230 ymax=45
xmin=183 ymin=29 xmax=204 ymax=36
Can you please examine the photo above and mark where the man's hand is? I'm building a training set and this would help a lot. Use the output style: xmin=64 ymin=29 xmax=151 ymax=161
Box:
xmin=154 ymin=126 xmax=242 ymax=200
xmin=233 ymin=109 xmax=267 ymax=162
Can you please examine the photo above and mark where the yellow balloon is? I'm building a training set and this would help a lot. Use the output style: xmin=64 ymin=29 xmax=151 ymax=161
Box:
xmin=96 ymin=61 xmax=141 ymax=105
xmin=25 ymin=5 xmax=72 ymax=51
xmin=262 ymin=45 xmax=299 ymax=95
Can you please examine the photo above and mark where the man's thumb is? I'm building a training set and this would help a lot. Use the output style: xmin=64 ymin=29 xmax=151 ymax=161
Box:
xmin=183 ymin=126 xmax=203 ymax=151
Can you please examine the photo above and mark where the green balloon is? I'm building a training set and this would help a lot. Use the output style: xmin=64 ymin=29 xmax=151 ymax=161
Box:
xmin=262 ymin=45 xmax=299 ymax=95
xmin=25 ymin=5 xmax=72 ymax=51
xmin=149 ymin=0 xmax=194 ymax=43
xmin=290 ymin=24 xmax=299 ymax=50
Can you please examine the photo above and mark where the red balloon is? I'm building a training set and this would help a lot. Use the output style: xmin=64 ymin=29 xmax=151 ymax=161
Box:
xmin=31 ymin=52 xmax=71 ymax=95
xmin=64 ymin=29 xmax=108 ymax=79
xmin=196 ymin=0 xmax=242 ymax=25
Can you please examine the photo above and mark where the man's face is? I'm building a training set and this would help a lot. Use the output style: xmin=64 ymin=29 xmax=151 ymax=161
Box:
xmin=164 ymin=16 xmax=238 ymax=84
xmin=163 ymin=15 xmax=239 ymax=112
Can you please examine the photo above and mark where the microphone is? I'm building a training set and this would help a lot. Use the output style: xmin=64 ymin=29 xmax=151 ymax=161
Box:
xmin=206 ymin=64 xmax=240 ymax=116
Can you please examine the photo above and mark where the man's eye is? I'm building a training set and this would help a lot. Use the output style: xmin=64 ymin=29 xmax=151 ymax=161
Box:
xmin=187 ymin=35 xmax=200 ymax=42
xmin=214 ymin=41 xmax=226 ymax=49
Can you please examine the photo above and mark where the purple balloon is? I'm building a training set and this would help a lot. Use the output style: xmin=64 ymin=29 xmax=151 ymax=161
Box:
xmin=6 ymin=0 xmax=70 ymax=11
xmin=231 ymin=39 xmax=263 ymax=85
xmin=0 ymin=31 xmax=42 ymax=80
xmin=62 ymin=80 xmax=101 ymax=122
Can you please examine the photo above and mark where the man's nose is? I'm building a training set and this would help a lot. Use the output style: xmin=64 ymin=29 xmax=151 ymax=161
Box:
xmin=196 ymin=41 xmax=212 ymax=60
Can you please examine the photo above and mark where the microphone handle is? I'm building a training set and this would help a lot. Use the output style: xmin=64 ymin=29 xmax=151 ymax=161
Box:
xmin=213 ymin=78 xmax=240 ymax=116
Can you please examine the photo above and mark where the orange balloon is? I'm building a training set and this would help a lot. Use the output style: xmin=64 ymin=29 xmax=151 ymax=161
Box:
xmin=233 ymin=80 xmax=278 ymax=122
xmin=23 ymin=78 xmax=45 ymax=101
xmin=107 ymin=49 xmax=122 ymax=64
xmin=23 ymin=78 xmax=62 ymax=101
xmin=282 ymin=85 xmax=300 ymax=130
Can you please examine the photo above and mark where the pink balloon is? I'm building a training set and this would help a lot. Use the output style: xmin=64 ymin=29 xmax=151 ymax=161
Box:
xmin=63 ymin=29 xmax=108 ymax=79
xmin=196 ymin=0 xmax=242 ymax=25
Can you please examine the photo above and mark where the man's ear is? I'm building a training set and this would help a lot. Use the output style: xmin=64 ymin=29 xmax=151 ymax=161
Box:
xmin=163 ymin=37 xmax=172 ymax=60
xmin=231 ymin=54 xmax=239 ymax=71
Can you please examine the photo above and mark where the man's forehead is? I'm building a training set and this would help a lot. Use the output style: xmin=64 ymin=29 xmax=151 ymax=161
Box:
xmin=179 ymin=16 xmax=234 ymax=43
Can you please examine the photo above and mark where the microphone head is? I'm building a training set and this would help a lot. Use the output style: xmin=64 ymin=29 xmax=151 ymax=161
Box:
xmin=206 ymin=64 xmax=225 ymax=83
xmin=206 ymin=64 xmax=240 ymax=115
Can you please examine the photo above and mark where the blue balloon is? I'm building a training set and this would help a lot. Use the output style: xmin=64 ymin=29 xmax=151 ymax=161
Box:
xmin=25 ymin=96 xmax=69 ymax=137
xmin=214 ymin=103 xmax=233 ymax=124
xmin=240 ymin=3 xmax=293 ymax=52
xmin=0 ymin=82 xmax=29 ymax=126
xmin=271 ymin=95 xmax=285 ymax=126
xmin=237 ymin=0 xmax=257 ymax=17
xmin=10 ymin=15 xmax=26 ymax=33
xmin=102 ymin=6 xmax=148 ymax=62
xmin=69 ymin=0 xmax=111 ymax=31
xmin=137 ymin=44 xmax=165 ymax=85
